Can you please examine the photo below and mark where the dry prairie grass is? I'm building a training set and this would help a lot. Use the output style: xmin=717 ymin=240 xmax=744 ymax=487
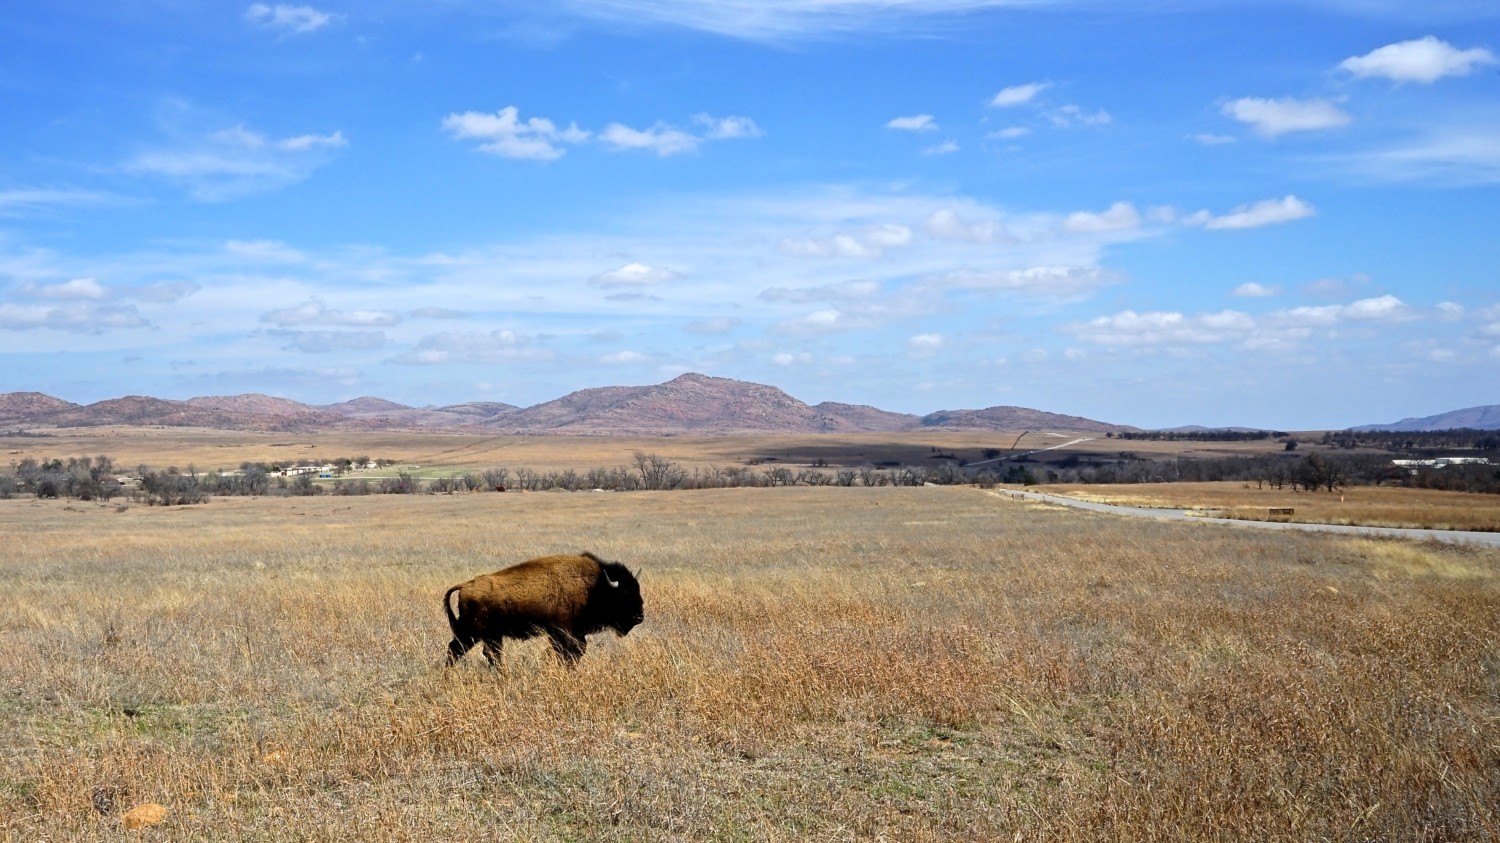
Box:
xmin=1 ymin=427 xmax=1295 ymax=477
xmin=1043 ymin=481 xmax=1500 ymax=532
xmin=1 ymin=487 xmax=1497 ymax=841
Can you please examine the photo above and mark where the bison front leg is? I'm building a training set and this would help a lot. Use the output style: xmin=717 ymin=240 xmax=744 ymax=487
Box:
xmin=481 ymin=637 xmax=505 ymax=668
xmin=547 ymin=629 xmax=586 ymax=666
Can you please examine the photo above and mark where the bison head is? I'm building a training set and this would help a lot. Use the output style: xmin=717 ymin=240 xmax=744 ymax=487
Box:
xmin=597 ymin=561 xmax=645 ymax=636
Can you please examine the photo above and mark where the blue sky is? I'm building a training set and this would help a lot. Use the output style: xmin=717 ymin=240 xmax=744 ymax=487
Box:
xmin=2 ymin=1 xmax=1497 ymax=429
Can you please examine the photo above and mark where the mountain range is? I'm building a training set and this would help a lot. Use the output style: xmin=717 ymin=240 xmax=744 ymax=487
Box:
xmin=0 ymin=373 xmax=1140 ymax=436
xmin=1 ymin=373 xmax=1492 ymax=435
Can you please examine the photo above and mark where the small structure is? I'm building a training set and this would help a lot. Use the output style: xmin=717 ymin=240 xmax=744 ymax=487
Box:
xmin=1392 ymin=457 xmax=1490 ymax=474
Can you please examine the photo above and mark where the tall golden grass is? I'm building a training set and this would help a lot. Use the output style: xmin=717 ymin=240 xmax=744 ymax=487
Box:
xmin=1 ymin=487 xmax=1496 ymax=840
xmin=1045 ymin=481 xmax=1500 ymax=532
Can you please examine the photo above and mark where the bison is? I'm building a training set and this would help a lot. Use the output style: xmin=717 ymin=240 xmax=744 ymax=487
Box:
xmin=443 ymin=551 xmax=644 ymax=667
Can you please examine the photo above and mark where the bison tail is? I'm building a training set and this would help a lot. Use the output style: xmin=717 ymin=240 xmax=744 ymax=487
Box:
xmin=442 ymin=584 xmax=464 ymax=637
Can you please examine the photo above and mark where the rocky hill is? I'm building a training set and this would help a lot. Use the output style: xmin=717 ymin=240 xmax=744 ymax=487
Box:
xmin=918 ymin=406 xmax=1139 ymax=435
xmin=486 ymin=373 xmax=914 ymax=434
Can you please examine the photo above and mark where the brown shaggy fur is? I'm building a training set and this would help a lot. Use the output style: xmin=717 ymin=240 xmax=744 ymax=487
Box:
xmin=443 ymin=551 xmax=644 ymax=667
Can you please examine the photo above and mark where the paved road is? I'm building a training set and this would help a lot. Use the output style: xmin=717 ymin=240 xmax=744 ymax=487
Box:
xmin=995 ymin=489 xmax=1500 ymax=549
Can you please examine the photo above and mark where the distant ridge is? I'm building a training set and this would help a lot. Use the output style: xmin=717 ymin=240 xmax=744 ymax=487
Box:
xmin=1 ymin=373 xmax=1155 ymax=435
xmin=1350 ymin=404 xmax=1500 ymax=432
xmin=919 ymin=406 xmax=1139 ymax=435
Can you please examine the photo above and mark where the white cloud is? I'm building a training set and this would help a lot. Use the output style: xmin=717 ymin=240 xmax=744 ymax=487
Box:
xmin=925 ymin=265 xmax=1116 ymax=299
xmin=986 ymin=127 xmax=1032 ymax=140
xmin=0 ymin=302 xmax=149 ymax=332
xmin=225 ymin=239 xmax=306 ymax=262
xmin=589 ymin=262 xmax=684 ymax=286
xmin=922 ymin=139 xmax=960 ymax=156
xmin=779 ymin=224 xmax=912 ymax=259
xmin=694 ymin=113 xmax=764 ymax=139
xmin=442 ymin=107 xmax=589 ymax=161
xmin=1062 ymin=201 xmax=1140 ymax=233
xmin=760 ymin=279 xmax=880 ymax=303
xmin=921 ymin=209 xmax=1009 ymax=243
xmin=1047 ymin=104 xmax=1111 ymax=127
xmin=1276 ymin=295 xmax=1415 ymax=326
xmin=1436 ymin=301 xmax=1464 ymax=321
xmin=278 ymin=131 xmax=347 ymax=151
xmin=446 ymin=109 xmax=758 ymax=161
xmin=1066 ymin=309 xmax=1257 ymax=347
xmin=990 ymin=82 xmax=1049 ymax=108
xmin=19 ymin=277 xmax=107 ymax=300
xmin=600 ymin=350 xmax=647 ymax=364
xmin=1191 ymin=195 xmax=1316 ymax=230
xmin=887 ymin=114 xmax=937 ymax=132
xmin=276 ymin=330 xmax=387 ymax=354
xmin=393 ymin=330 xmax=552 ymax=365
xmin=1232 ymin=282 xmax=1281 ymax=298
xmin=1222 ymin=97 xmax=1352 ymax=138
xmin=1192 ymin=133 xmax=1237 ymax=145
xmin=684 ymin=316 xmax=741 ymax=335
xmin=14 ymin=277 xmax=199 ymax=305
xmin=244 ymin=4 xmax=337 ymax=34
xmin=772 ymin=351 xmax=813 ymax=366
xmin=599 ymin=122 xmax=700 ymax=156
xmin=1340 ymin=36 xmax=1497 ymax=83
xmin=261 ymin=299 xmax=400 ymax=327
xmin=907 ymin=333 xmax=944 ymax=356
xmin=773 ymin=308 xmax=872 ymax=335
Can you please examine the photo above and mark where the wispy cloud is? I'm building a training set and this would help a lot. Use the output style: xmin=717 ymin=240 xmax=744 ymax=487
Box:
xmin=0 ymin=188 xmax=114 ymax=216
xmin=555 ymin=0 xmax=1070 ymax=41
xmin=126 ymin=122 xmax=347 ymax=201
xmin=990 ymin=82 xmax=1049 ymax=108
xmin=261 ymin=299 xmax=400 ymax=327
xmin=1340 ymin=126 xmax=1500 ymax=185
xmin=243 ymin=4 xmax=338 ymax=35
xmin=0 ymin=301 xmax=150 ymax=332
xmin=1188 ymin=195 xmax=1315 ymax=230
xmin=598 ymin=122 xmax=700 ymax=156
xmin=392 ymin=329 xmax=554 ymax=365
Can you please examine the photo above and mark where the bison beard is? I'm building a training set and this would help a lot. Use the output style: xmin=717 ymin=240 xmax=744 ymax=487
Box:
xmin=443 ymin=552 xmax=644 ymax=667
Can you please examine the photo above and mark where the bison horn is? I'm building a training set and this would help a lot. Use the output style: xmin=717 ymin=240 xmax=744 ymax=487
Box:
xmin=604 ymin=573 xmax=619 ymax=588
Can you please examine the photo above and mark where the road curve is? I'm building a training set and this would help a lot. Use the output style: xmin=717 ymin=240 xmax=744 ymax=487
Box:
xmin=994 ymin=489 xmax=1500 ymax=549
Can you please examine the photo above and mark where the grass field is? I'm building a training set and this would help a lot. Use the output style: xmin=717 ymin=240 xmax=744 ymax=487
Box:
xmin=1043 ymin=481 xmax=1500 ymax=532
xmin=1 ymin=426 xmax=1297 ymax=477
xmin=2 ymin=485 xmax=1497 ymax=840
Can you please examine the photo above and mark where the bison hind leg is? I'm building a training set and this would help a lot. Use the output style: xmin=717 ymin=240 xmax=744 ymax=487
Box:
xmin=446 ymin=636 xmax=477 ymax=666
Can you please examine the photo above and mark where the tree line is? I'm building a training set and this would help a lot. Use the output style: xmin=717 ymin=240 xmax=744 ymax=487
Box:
xmin=7 ymin=446 xmax=1497 ymax=505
